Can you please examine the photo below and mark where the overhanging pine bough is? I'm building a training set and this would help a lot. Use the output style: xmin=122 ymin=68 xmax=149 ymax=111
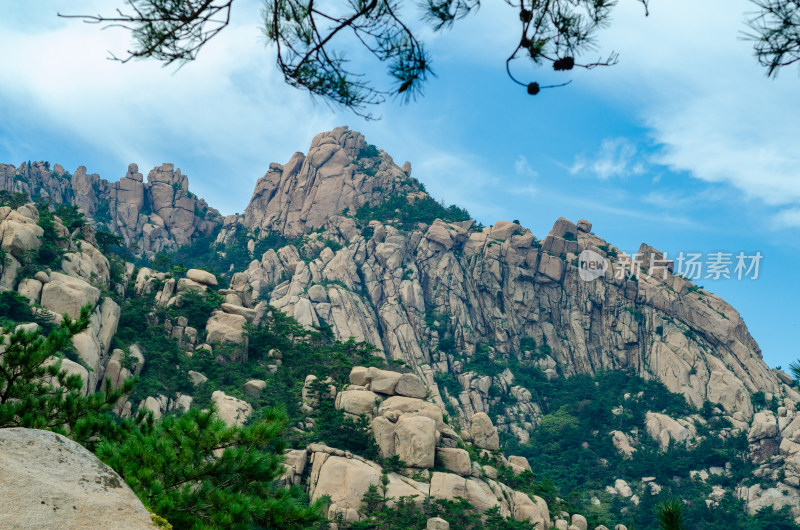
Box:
xmin=62 ymin=0 xmax=653 ymax=118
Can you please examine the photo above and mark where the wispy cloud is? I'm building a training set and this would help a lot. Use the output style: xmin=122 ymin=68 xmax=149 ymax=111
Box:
xmin=514 ymin=155 xmax=537 ymax=177
xmin=587 ymin=0 xmax=800 ymax=211
xmin=0 ymin=0 xmax=335 ymax=214
xmin=772 ymin=209 xmax=800 ymax=229
xmin=570 ymin=138 xmax=647 ymax=180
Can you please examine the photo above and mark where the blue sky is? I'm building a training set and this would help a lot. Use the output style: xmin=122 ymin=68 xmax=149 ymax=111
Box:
xmin=0 ymin=1 xmax=798 ymax=368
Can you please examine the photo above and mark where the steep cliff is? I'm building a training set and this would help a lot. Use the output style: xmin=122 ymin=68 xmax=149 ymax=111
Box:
xmin=213 ymin=127 xmax=792 ymax=430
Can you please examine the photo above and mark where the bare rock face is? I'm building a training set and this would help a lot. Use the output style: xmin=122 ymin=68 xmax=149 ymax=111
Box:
xmin=436 ymin=447 xmax=471 ymax=476
xmin=40 ymin=272 xmax=100 ymax=319
xmin=0 ymin=204 xmax=43 ymax=258
xmin=238 ymin=176 xmax=782 ymax=435
xmin=335 ymin=389 xmax=381 ymax=416
xmin=186 ymin=268 xmax=218 ymax=286
xmin=645 ymin=412 xmax=696 ymax=451
xmin=737 ymin=483 xmax=800 ymax=520
xmin=206 ymin=310 xmax=246 ymax=345
xmin=243 ymin=379 xmax=267 ymax=396
xmin=242 ymin=127 xmax=421 ymax=237
xmin=470 ymin=412 xmax=500 ymax=451
xmin=308 ymin=448 xmax=549 ymax=525
xmin=211 ymin=390 xmax=252 ymax=427
xmin=0 ymin=161 xmax=222 ymax=258
xmin=610 ymin=431 xmax=637 ymax=458
xmin=0 ymin=428 xmax=156 ymax=529
xmin=394 ymin=415 xmax=437 ymax=468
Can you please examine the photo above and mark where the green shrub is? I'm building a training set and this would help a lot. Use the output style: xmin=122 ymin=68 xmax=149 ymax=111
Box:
xmin=355 ymin=194 xmax=471 ymax=231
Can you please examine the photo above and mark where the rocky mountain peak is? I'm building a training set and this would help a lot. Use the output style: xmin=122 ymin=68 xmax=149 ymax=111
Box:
xmin=0 ymin=159 xmax=222 ymax=256
xmin=243 ymin=126 xmax=418 ymax=237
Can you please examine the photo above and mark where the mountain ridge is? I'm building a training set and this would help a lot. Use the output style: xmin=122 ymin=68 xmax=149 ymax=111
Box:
xmin=2 ymin=126 xmax=800 ymax=526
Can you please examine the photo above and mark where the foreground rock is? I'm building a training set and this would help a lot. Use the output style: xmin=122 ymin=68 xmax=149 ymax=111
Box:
xmin=0 ymin=428 xmax=156 ymax=529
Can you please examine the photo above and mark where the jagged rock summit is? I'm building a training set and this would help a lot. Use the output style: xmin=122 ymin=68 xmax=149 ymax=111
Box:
xmin=242 ymin=126 xmax=415 ymax=237
xmin=0 ymin=160 xmax=222 ymax=256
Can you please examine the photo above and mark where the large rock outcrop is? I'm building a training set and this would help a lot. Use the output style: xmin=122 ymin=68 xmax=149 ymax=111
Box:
xmin=0 ymin=161 xmax=222 ymax=257
xmin=0 ymin=428 xmax=156 ymax=529
xmin=240 ymin=127 xmax=419 ymax=237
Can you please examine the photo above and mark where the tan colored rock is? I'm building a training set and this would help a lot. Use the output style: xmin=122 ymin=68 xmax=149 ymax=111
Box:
xmin=188 ymin=370 xmax=208 ymax=386
xmin=350 ymin=366 xmax=369 ymax=386
xmin=43 ymin=357 xmax=90 ymax=397
xmin=0 ymin=428 xmax=156 ymax=530
xmin=614 ymin=479 xmax=633 ymax=497
xmin=336 ymin=389 xmax=381 ymax=416
xmin=206 ymin=310 xmax=246 ymax=345
xmin=378 ymin=396 xmax=445 ymax=429
xmin=17 ymin=277 xmax=42 ymax=301
xmin=748 ymin=411 xmax=778 ymax=442
xmin=309 ymin=453 xmax=427 ymax=521
xmin=186 ymin=268 xmax=218 ymax=286
xmin=470 ymin=412 xmax=499 ymax=451
xmin=0 ymin=208 xmax=43 ymax=257
xmin=436 ymin=447 xmax=471 ymax=476
xmin=508 ymin=455 xmax=532 ymax=474
xmin=372 ymin=416 xmax=396 ymax=459
xmin=244 ymin=379 xmax=267 ymax=396
xmin=141 ymin=396 xmax=163 ymax=420
xmin=611 ymin=430 xmax=637 ymax=457
xmin=572 ymin=513 xmax=588 ymax=530
xmin=368 ymin=367 xmax=403 ymax=394
xmin=40 ymin=272 xmax=100 ymax=319
xmin=221 ymin=302 xmax=256 ymax=322
xmin=737 ymin=483 xmax=800 ymax=519
xmin=211 ymin=390 xmax=253 ymax=427
xmin=61 ymin=242 xmax=111 ymax=288
xmin=394 ymin=415 xmax=436 ymax=468
xmin=395 ymin=372 xmax=428 ymax=398
xmin=429 ymin=472 xmax=467 ymax=501
xmin=104 ymin=349 xmax=132 ymax=390
xmin=427 ymin=517 xmax=450 ymax=530
xmin=512 ymin=491 xmax=550 ymax=529
xmin=645 ymin=412 xmax=694 ymax=451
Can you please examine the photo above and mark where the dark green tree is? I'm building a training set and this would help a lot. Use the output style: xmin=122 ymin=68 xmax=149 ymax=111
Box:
xmin=97 ymin=407 xmax=326 ymax=529
xmin=0 ymin=305 xmax=133 ymax=449
xmin=789 ymin=359 xmax=800 ymax=385
xmin=655 ymin=499 xmax=685 ymax=530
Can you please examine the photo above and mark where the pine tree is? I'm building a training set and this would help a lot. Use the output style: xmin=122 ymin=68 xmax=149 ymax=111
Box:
xmin=97 ymin=407 xmax=326 ymax=529
xmin=655 ymin=499 xmax=686 ymax=530
xmin=0 ymin=305 xmax=132 ymax=449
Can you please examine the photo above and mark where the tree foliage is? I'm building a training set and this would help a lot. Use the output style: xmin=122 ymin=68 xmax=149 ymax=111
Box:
xmin=655 ymin=499 xmax=685 ymax=530
xmin=747 ymin=0 xmax=800 ymax=77
xmin=97 ymin=407 xmax=325 ymax=529
xmin=64 ymin=0 xmax=652 ymax=118
xmin=0 ymin=305 xmax=133 ymax=449
xmin=0 ymin=302 xmax=326 ymax=528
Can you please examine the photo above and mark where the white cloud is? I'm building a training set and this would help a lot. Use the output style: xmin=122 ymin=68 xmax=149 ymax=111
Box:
xmin=772 ymin=209 xmax=800 ymax=229
xmin=0 ymin=0 xmax=336 ymax=213
xmin=514 ymin=155 xmax=537 ymax=177
xmin=571 ymin=138 xmax=646 ymax=180
xmin=584 ymin=0 xmax=800 ymax=209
